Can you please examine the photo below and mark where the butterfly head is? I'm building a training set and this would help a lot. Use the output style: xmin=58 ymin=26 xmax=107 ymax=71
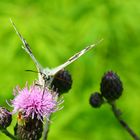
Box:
xmin=38 ymin=68 xmax=54 ymax=87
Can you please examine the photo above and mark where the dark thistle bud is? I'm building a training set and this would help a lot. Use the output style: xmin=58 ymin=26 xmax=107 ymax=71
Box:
xmin=14 ymin=113 xmax=43 ymax=140
xmin=51 ymin=69 xmax=72 ymax=94
xmin=100 ymin=71 xmax=123 ymax=101
xmin=0 ymin=107 xmax=12 ymax=128
xmin=89 ymin=92 xmax=104 ymax=108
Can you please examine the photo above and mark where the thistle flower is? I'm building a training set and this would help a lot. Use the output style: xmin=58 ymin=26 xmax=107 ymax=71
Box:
xmin=51 ymin=69 xmax=72 ymax=94
xmin=14 ymin=115 xmax=43 ymax=140
xmin=0 ymin=107 xmax=12 ymax=128
xmin=100 ymin=71 xmax=123 ymax=101
xmin=89 ymin=92 xmax=104 ymax=108
xmin=11 ymin=83 xmax=60 ymax=121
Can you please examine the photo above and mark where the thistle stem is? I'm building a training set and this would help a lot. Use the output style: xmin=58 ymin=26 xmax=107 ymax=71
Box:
xmin=110 ymin=102 xmax=140 ymax=140
xmin=42 ymin=115 xmax=51 ymax=140
xmin=0 ymin=128 xmax=17 ymax=140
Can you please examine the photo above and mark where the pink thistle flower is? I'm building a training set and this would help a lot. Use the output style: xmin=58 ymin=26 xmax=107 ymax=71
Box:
xmin=11 ymin=83 xmax=61 ymax=121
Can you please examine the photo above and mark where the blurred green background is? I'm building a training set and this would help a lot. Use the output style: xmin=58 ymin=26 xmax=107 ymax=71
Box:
xmin=0 ymin=0 xmax=140 ymax=140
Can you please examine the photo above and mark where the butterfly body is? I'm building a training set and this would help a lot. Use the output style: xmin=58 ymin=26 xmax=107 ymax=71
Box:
xmin=38 ymin=68 xmax=53 ymax=87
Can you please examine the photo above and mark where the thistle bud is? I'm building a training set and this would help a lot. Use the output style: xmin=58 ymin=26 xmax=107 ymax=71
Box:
xmin=100 ymin=71 xmax=123 ymax=101
xmin=89 ymin=92 xmax=104 ymax=108
xmin=0 ymin=107 xmax=12 ymax=128
xmin=15 ymin=115 xmax=43 ymax=140
xmin=51 ymin=69 xmax=72 ymax=94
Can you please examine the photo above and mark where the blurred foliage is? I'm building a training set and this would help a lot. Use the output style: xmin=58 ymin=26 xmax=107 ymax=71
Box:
xmin=0 ymin=0 xmax=140 ymax=139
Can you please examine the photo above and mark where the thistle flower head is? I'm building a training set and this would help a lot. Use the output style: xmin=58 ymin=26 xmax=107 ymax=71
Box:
xmin=0 ymin=107 xmax=12 ymax=128
xmin=89 ymin=92 xmax=104 ymax=108
xmin=51 ymin=69 xmax=72 ymax=94
xmin=100 ymin=71 xmax=123 ymax=101
xmin=11 ymin=83 xmax=60 ymax=121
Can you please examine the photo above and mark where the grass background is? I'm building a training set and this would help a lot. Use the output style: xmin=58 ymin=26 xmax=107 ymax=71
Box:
xmin=0 ymin=0 xmax=140 ymax=139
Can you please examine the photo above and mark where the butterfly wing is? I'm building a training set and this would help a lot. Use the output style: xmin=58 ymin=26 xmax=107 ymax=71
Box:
xmin=11 ymin=20 xmax=56 ymax=87
xmin=48 ymin=39 xmax=103 ymax=76
xmin=11 ymin=19 xmax=103 ymax=86
xmin=10 ymin=19 xmax=43 ymax=72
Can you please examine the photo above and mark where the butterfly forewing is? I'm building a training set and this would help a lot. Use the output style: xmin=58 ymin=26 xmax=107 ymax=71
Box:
xmin=10 ymin=19 xmax=43 ymax=72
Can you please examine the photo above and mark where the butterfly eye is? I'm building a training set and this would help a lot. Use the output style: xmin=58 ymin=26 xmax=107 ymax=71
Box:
xmin=41 ymin=73 xmax=47 ymax=80
xmin=46 ymin=76 xmax=51 ymax=81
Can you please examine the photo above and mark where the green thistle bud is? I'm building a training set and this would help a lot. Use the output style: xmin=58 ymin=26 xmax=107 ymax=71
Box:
xmin=89 ymin=92 xmax=104 ymax=108
xmin=51 ymin=69 xmax=72 ymax=94
xmin=0 ymin=107 xmax=12 ymax=129
xmin=100 ymin=71 xmax=123 ymax=101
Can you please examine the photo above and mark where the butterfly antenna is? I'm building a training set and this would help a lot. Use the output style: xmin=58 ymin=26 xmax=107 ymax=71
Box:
xmin=10 ymin=18 xmax=43 ymax=72
xmin=25 ymin=69 xmax=39 ymax=73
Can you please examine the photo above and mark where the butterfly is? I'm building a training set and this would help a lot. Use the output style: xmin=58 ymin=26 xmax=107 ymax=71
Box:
xmin=10 ymin=19 xmax=103 ymax=89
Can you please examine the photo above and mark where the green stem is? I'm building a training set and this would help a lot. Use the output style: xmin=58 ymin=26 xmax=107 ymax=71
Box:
xmin=110 ymin=102 xmax=140 ymax=140
xmin=0 ymin=128 xmax=17 ymax=140
xmin=42 ymin=115 xmax=51 ymax=140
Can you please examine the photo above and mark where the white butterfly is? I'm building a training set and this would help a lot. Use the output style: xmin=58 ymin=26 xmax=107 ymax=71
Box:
xmin=10 ymin=19 xmax=103 ymax=87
